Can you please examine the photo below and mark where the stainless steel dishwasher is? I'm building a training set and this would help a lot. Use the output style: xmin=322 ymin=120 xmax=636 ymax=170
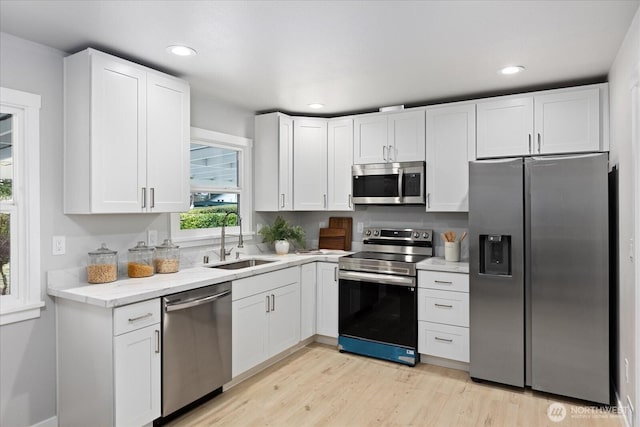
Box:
xmin=162 ymin=281 xmax=232 ymax=417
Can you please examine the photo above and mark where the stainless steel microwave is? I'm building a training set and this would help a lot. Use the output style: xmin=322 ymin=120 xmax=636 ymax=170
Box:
xmin=351 ymin=161 xmax=425 ymax=205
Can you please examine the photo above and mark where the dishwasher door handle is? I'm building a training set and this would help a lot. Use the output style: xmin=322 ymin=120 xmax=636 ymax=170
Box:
xmin=165 ymin=290 xmax=231 ymax=312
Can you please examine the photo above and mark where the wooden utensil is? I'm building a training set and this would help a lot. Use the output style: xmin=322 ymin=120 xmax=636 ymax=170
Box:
xmin=328 ymin=217 xmax=353 ymax=251
xmin=318 ymin=228 xmax=347 ymax=250
xmin=459 ymin=231 xmax=468 ymax=242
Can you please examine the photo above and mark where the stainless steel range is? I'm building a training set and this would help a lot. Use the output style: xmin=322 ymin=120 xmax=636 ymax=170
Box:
xmin=338 ymin=227 xmax=432 ymax=366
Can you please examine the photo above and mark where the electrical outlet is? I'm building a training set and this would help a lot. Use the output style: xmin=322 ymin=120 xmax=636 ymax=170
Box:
xmin=147 ymin=230 xmax=158 ymax=247
xmin=52 ymin=235 xmax=65 ymax=255
xmin=625 ymin=358 xmax=630 ymax=384
xmin=319 ymin=221 xmax=326 ymax=228
xmin=357 ymin=222 xmax=364 ymax=233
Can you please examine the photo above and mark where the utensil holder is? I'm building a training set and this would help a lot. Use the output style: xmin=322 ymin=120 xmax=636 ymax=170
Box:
xmin=444 ymin=241 xmax=460 ymax=262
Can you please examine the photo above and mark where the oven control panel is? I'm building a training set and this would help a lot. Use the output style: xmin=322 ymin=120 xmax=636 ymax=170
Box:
xmin=363 ymin=227 xmax=432 ymax=242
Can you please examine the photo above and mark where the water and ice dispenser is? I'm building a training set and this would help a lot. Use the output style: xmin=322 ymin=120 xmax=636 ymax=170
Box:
xmin=479 ymin=234 xmax=511 ymax=276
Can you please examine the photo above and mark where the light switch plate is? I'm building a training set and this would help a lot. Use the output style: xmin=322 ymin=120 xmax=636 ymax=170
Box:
xmin=357 ymin=222 xmax=364 ymax=233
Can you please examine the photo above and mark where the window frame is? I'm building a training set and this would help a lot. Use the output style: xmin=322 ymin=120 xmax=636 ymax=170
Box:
xmin=0 ymin=87 xmax=43 ymax=326
xmin=170 ymin=127 xmax=253 ymax=247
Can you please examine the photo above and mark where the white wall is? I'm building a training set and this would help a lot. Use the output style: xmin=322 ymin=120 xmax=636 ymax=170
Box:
xmin=608 ymin=6 xmax=640 ymax=425
xmin=0 ymin=32 xmax=255 ymax=427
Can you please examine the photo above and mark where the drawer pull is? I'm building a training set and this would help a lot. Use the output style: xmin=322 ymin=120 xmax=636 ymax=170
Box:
xmin=435 ymin=336 xmax=453 ymax=343
xmin=155 ymin=330 xmax=160 ymax=353
xmin=128 ymin=312 xmax=153 ymax=323
xmin=434 ymin=303 xmax=453 ymax=308
xmin=434 ymin=280 xmax=453 ymax=285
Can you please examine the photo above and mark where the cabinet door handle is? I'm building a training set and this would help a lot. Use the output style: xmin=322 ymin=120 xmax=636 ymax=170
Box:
xmin=271 ymin=294 xmax=275 ymax=311
xmin=266 ymin=295 xmax=270 ymax=313
xmin=528 ymin=134 xmax=532 ymax=154
xmin=150 ymin=187 xmax=155 ymax=208
xmin=155 ymin=330 xmax=160 ymax=353
xmin=128 ymin=312 xmax=153 ymax=323
xmin=280 ymin=194 xmax=285 ymax=208
xmin=434 ymin=303 xmax=453 ymax=308
xmin=388 ymin=145 xmax=394 ymax=161
xmin=141 ymin=188 xmax=147 ymax=209
xmin=334 ymin=266 xmax=338 ymax=282
xmin=434 ymin=280 xmax=453 ymax=285
xmin=382 ymin=145 xmax=387 ymax=161
xmin=537 ymin=133 xmax=541 ymax=153
xmin=435 ymin=336 xmax=453 ymax=343
xmin=348 ymin=194 xmax=352 ymax=208
xmin=427 ymin=193 xmax=431 ymax=209
xmin=323 ymin=194 xmax=327 ymax=208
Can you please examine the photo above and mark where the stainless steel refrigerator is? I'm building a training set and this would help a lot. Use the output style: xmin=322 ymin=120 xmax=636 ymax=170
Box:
xmin=469 ymin=153 xmax=610 ymax=404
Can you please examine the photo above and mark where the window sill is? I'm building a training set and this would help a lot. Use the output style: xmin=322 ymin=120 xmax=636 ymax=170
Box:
xmin=0 ymin=301 xmax=45 ymax=326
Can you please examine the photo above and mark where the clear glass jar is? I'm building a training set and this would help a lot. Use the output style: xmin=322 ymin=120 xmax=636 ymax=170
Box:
xmin=127 ymin=241 xmax=155 ymax=278
xmin=87 ymin=243 xmax=118 ymax=284
xmin=154 ymin=239 xmax=180 ymax=273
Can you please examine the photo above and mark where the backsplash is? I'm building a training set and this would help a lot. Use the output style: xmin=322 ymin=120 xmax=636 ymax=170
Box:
xmin=255 ymin=205 xmax=469 ymax=260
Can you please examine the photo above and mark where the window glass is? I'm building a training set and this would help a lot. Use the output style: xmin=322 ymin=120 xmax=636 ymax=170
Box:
xmin=0 ymin=114 xmax=12 ymax=201
xmin=180 ymin=192 xmax=239 ymax=231
xmin=190 ymin=143 xmax=238 ymax=188
xmin=0 ymin=114 xmax=12 ymax=296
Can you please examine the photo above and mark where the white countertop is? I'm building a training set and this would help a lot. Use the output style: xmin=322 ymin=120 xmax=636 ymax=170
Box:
xmin=417 ymin=257 xmax=469 ymax=274
xmin=47 ymin=252 xmax=348 ymax=308
xmin=48 ymin=252 xmax=469 ymax=308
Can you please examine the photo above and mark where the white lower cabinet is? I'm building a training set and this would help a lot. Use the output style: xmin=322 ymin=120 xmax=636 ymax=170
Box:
xmin=316 ymin=262 xmax=339 ymax=338
xmin=114 ymin=324 xmax=161 ymax=426
xmin=300 ymin=263 xmax=317 ymax=340
xmin=232 ymin=267 xmax=301 ymax=377
xmin=57 ymin=298 xmax=161 ymax=427
xmin=418 ymin=270 xmax=469 ymax=363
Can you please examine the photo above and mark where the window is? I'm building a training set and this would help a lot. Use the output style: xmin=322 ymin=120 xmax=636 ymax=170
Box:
xmin=170 ymin=127 xmax=253 ymax=246
xmin=0 ymin=87 xmax=43 ymax=325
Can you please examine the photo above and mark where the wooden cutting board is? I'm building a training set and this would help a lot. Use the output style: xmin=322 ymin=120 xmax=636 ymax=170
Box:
xmin=329 ymin=217 xmax=353 ymax=251
xmin=318 ymin=228 xmax=347 ymax=250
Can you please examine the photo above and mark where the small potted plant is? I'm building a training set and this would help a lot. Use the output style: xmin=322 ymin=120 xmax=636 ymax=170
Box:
xmin=258 ymin=216 xmax=305 ymax=255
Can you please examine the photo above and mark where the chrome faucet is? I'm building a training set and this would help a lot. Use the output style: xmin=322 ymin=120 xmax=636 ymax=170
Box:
xmin=220 ymin=212 xmax=243 ymax=261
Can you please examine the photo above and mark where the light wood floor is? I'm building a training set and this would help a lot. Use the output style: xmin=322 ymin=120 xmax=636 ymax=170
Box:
xmin=167 ymin=343 xmax=623 ymax=427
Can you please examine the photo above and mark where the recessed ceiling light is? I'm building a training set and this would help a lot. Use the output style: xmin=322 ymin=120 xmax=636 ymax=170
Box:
xmin=166 ymin=45 xmax=197 ymax=56
xmin=308 ymin=103 xmax=324 ymax=109
xmin=500 ymin=65 xmax=525 ymax=75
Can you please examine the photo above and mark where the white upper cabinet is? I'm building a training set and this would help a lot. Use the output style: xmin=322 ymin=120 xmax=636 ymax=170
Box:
xmin=388 ymin=110 xmax=426 ymax=162
xmin=477 ymin=97 xmax=533 ymax=158
xmin=425 ymin=103 xmax=476 ymax=212
xmin=64 ymin=48 xmax=190 ymax=214
xmin=534 ymin=88 xmax=600 ymax=154
xmin=327 ymin=119 xmax=354 ymax=211
xmin=354 ymin=110 xmax=425 ymax=164
xmin=293 ymin=118 xmax=328 ymax=210
xmin=353 ymin=114 xmax=388 ymax=164
xmin=254 ymin=112 xmax=294 ymax=211
xmin=476 ymin=85 xmax=604 ymax=158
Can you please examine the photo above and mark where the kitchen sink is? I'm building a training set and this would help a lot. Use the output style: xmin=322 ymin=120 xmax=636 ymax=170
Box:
xmin=209 ymin=259 xmax=276 ymax=270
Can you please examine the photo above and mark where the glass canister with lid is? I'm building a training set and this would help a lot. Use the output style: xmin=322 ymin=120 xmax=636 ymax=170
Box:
xmin=127 ymin=241 xmax=155 ymax=278
xmin=154 ymin=239 xmax=180 ymax=273
xmin=87 ymin=243 xmax=118 ymax=284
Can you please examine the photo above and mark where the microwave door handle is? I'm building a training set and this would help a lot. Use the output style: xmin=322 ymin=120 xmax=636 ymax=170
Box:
xmin=397 ymin=168 xmax=404 ymax=200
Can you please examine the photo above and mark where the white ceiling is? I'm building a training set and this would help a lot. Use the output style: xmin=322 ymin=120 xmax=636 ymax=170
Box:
xmin=1 ymin=0 xmax=638 ymax=115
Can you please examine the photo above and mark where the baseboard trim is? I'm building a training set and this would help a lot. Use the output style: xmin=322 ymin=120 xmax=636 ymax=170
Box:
xmin=420 ymin=354 xmax=470 ymax=372
xmin=31 ymin=416 xmax=57 ymax=427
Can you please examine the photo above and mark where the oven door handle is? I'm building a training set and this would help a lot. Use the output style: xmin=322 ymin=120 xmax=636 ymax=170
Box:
xmin=397 ymin=167 xmax=404 ymax=200
xmin=338 ymin=270 xmax=415 ymax=287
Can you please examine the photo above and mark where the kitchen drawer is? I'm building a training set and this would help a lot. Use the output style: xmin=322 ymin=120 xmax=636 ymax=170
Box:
xmin=418 ymin=270 xmax=469 ymax=293
xmin=418 ymin=288 xmax=469 ymax=327
xmin=114 ymin=299 xmax=161 ymax=336
xmin=418 ymin=321 xmax=469 ymax=363
xmin=232 ymin=267 xmax=300 ymax=301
